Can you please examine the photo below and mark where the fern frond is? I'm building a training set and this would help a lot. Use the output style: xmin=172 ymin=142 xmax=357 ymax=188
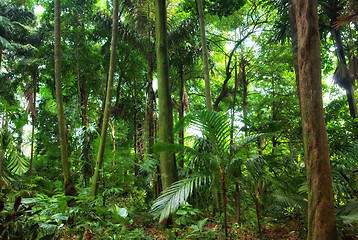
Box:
xmin=151 ymin=176 xmax=210 ymax=222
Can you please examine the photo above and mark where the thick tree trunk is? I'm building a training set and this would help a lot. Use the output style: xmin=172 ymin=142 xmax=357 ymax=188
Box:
xmin=197 ymin=0 xmax=213 ymax=111
xmin=91 ymin=0 xmax=120 ymax=197
xmin=290 ymin=1 xmax=337 ymax=239
xmin=54 ymin=0 xmax=77 ymax=197
xmin=155 ymin=0 xmax=178 ymax=190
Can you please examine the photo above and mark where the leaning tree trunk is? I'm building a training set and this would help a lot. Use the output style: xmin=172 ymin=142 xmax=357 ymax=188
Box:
xmin=290 ymin=1 xmax=337 ymax=239
xmin=54 ymin=0 xmax=77 ymax=197
xmin=91 ymin=0 xmax=120 ymax=197
xmin=197 ymin=0 xmax=213 ymax=111
xmin=155 ymin=0 xmax=178 ymax=191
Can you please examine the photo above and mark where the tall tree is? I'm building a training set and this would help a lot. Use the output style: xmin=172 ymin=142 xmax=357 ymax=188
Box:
xmin=290 ymin=0 xmax=337 ymax=239
xmin=155 ymin=0 xmax=178 ymax=190
xmin=91 ymin=0 xmax=120 ymax=197
xmin=197 ymin=0 xmax=213 ymax=111
xmin=54 ymin=0 xmax=76 ymax=197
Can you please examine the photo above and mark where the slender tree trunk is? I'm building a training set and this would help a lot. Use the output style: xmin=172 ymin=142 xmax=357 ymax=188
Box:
xmin=235 ymin=181 xmax=241 ymax=224
xmin=54 ymin=0 xmax=77 ymax=197
xmin=0 ymin=47 xmax=2 ymax=70
xmin=146 ymin=34 xmax=155 ymax=154
xmin=331 ymin=23 xmax=357 ymax=119
xmin=197 ymin=0 xmax=213 ymax=111
xmin=241 ymin=57 xmax=248 ymax=144
xmin=155 ymin=0 xmax=178 ymax=191
xmin=30 ymin=70 xmax=37 ymax=176
xmin=290 ymin=1 xmax=337 ymax=239
xmin=178 ymin=65 xmax=186 ymax=168
xmin=288 ymin=0 xmax=300 ymax=103
xmin=220 ymin=169 xmax=228 ymax=239
xmin=91 ymin=0 xmax=120 ymax=197
xmin=0 ymin=149 xmax=2 ymax=188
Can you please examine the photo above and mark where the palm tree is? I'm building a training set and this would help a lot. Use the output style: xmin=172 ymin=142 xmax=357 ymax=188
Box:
xmin=151 ymin=110 xmax=262 ymax=239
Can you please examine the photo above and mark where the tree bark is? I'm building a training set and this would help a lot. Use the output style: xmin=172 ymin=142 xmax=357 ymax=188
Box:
xmin=54 ymin=0 xmax=77 ymax=197
xmin=155 ymin=0 xmax=178 ymax=190
xmin=290 ymin=1 xmax=337 ymax=239
xmin=197 ymin=0 xmax=213 ymax=111
xmin=91 ymin=0 xmax=120 ymax=197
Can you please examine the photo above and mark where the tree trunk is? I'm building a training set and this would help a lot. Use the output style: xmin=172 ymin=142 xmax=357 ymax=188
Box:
xmin=328 ymin=14 xmax=357 ymax=118
xmin=146 ymin=44 xmax=155 ymax=155
xmin=235 ymin=181 xmax=241 ymax=224
xmin=290 ymin=1 xmax=337 ymax=239
xmin=29 ymin=70 xmax=37 ymax=176
xmin=54 ymin=0 xmax=77 ymax=197
xmin=197 ymin=0 xmax=213 ymax=111
xmin=91 ymin=0 xmax=120 ymax=197
xmin=155 ymin=0 xmax=178 ymax=190
xmin=80 ymin=74 xmax=91 ymax=185
xmin=0 ymin=47 xmax=2 ymax=70
xmin=178 ymin=65 xmax=186 ymax=168
xmin=0 ymin=149 xmax=2 ymax=188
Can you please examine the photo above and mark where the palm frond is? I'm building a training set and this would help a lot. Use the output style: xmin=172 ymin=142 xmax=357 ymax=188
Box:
xmin=337 ymin=198 xmax=358 ymax=221
xmin=237 ymin=133 xmax=264 ymax=147
xmin=1 ymin=129 xmax=29 ymax=176
xmin=0 ymin=36 xmax=11 ymax=49
xmin=270 ymin=191 xmax=307 ymax=210
xmin=186 ymin=111 xmax=231 ymax=159
xmin=4 ymin=144 xmax=29 ymax=175
xmin=151 ymin=176 xmax=210 ymax=222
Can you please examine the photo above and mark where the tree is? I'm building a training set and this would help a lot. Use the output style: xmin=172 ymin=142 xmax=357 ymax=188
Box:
xmin=290 ymin=0 xmax=337 ymax=239
xmin=197 ymin=0 xmax=213 ymax=111
xmin=91 ymin=0 xmax=120 ymax=197
xmin=155 ymin=0 xmax=178 ymax=192
xmin=54 ymin=0 xmax=77 ymax=197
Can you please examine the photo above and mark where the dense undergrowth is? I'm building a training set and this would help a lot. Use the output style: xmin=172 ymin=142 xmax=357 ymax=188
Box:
xmin=0 ymin=179 xmax=357 ymax=240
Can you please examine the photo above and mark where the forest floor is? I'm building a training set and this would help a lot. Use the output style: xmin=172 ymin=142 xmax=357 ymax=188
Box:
xmin=58 ymin=216 xmax=308 ymax=239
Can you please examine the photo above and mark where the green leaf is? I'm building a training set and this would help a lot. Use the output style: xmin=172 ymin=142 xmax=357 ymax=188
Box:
xmin=197 ymin=218 xmax=208 ymax=232
xmin=51 ymin=214 xmax=68 ymax=221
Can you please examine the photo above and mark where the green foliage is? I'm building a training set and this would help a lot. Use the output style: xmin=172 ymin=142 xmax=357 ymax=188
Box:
xmin=151 ymin=176 xmax=209 ymax=222
xmin=0 ymin=195 xmax=55 ymax=239
xmin=175 ymin=202 xmax=201 ymax=226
